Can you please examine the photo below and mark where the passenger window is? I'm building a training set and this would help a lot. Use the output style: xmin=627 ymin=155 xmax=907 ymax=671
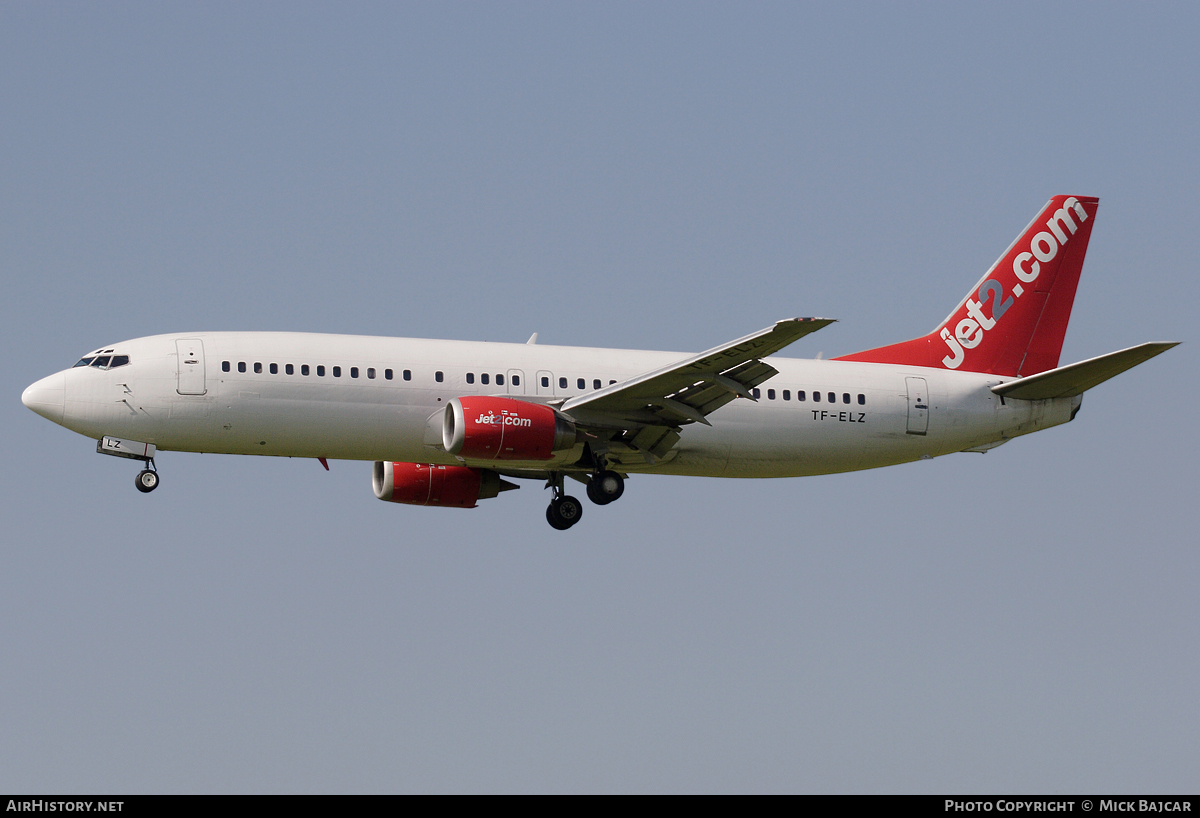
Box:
xmin=385 ymin=369 xmax=393 ymax=380
xmin=798 ymin=391 xmax=806 ymax=401
xmin=858 ymin=394 xmax=865 ymax=405
xmin=318 ymin=365 xmax=326 ymax=377
xmin=221 ymin=361 xmax=230 ymax=372
xmin=367 ymin=368 xmax=375 ymax=379
xmin=511 ymin=375 xmax=519 ymax=386
xmin=841 ymin=393 xmax=848 ymax=404
xmin=238 ymin=362 xmax=246 ymax=373
xmin=496 ymin=374 xmax=504 ymax=386
xmin=577 ymin=378 xmax=585 ymax=390
xmin=609 ymin=380 xmax=616 ymax=385
xmin=466 ymin=373 xmax=475 ymax=384
xmin=302 ymin=365 xmax=310 ymax=376
xmin=813 ymin=391 xmax=820 ymax=402
xmin=350 ymin=367 xmax=358 ymax=378
xmin=286 ymin=364 xmax=295 ymax=375
xmin=255 ymin=362 xmax=264 ymax=374
xmin=480 ymin=373 xmax=488 ymax=385
xmin=269 ymin=363 xmax=278 ymax=375
xmin=403 ymin=370 xmax=411 ymax=381
xmin=333 ymin=366 xmax=341 ymax=377
xmin=783 ymin=390 xmax=790 ymax=401
xmin=767 ymin=389 xmax=776 ymax=400
xmin=435 ymin=371 xmax=443 ymax=383
xmin=541 ymin=376 xmax=549 ymax=388
xmin=559 ymin=377 xmax=567 ymax=389
xmin=828 ymin=392 xmax=835 ymax=403
xmin=752 ymin=388 xmax=761 ymax=399
xmin=593 ymin=379 xmax=601 ymax=390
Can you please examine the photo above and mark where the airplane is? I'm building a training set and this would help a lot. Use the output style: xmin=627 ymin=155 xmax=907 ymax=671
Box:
xmin=21 ymin=195 xmax=1177 ymax=530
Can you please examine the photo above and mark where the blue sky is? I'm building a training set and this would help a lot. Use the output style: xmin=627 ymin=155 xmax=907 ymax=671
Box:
xmin=3 ymin=2 xmax=1197 ymax=792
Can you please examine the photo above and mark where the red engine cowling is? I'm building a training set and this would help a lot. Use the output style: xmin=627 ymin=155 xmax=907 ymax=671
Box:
xmin=373 ymin=461 xmax=509 ymax=508
xmin=442 ymin=396 xmax=576 ymax=461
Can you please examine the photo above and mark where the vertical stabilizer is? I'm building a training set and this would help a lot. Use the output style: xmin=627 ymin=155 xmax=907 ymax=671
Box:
xmin=835 ymin=196 xmax=1099 ymax=377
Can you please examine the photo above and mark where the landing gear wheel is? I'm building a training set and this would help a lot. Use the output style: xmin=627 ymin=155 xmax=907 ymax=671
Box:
xmin=135 ymin=469 xmax=159 ymax=493
xmin=546 ymin=495 xmax=583 ymax=530
xmin=586 ymin=470 xmax=624 ymax=505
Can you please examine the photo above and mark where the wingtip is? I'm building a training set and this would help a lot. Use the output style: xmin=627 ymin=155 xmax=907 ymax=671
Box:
xmin=1138 ymin=341 xmax=1181 ymax=354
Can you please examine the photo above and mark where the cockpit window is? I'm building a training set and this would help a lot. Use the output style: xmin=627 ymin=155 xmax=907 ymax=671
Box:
xmin=75 ymin=354 xmax=130 ymax=370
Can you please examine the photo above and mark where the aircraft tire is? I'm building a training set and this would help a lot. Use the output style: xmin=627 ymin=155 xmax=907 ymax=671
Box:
xmin=587 ymin=471 xmax=624 ymax=505
xmin=547 ymin=495 xmax=583 ymax=529
xmin=135 ymin=469 xmax=159 ymax=493
xmin=546 ymin=505 xmax=568 ymax=530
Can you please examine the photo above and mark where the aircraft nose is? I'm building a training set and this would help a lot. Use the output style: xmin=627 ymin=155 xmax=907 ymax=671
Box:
xmin=22 ymin=371 xmax=66 ymax=424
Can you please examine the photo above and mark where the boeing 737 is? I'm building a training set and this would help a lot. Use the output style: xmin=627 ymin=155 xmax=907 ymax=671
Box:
xmin=21 ymin=196 xmax=1177 ymax=529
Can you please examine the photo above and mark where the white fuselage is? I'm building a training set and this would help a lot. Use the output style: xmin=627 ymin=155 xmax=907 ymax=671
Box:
xmin=27 ymin=332 xmax=1080 ymax=478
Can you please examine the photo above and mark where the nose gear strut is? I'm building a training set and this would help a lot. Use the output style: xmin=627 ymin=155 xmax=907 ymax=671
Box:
xmin=96 ymin=436 xmax=161 ymax=493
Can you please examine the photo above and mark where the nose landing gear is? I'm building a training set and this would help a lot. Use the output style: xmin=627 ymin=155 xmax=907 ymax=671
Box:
xmin=97 ymin=436 xmax=161 ymax=494
xmin=135 ymin=465 xmax=160 ymax=493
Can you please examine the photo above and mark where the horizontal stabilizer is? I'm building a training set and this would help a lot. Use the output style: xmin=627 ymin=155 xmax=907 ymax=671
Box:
xmin=991 ymin=342 xmax=1178 ymax=400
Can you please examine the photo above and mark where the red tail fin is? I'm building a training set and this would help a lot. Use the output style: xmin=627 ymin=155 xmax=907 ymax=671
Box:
xmin=835 ymin=196 xmax=1099 ymax=377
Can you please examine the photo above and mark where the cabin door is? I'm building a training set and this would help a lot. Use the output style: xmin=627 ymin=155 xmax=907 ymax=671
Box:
xmin=176 ymin=339 xmax=207 ymax=395
xmin=905 ymin=376 xmax=928 ymax=435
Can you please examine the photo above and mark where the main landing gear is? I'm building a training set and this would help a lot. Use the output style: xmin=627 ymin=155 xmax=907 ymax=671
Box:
xmin=544 ymin=468 xmax=627 ymax=530
xmin=547 ymin=494 xmax=584 ymax=530
xmin=545 ymin=472 xmax=583 ymax=530
xmin=586 ymin=470 xmax=624 ymax=505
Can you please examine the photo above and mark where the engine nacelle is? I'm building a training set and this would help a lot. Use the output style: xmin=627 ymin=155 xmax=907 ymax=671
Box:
xmin=373 ymin=461 xmax=510 ymax=508
xmin=442 ymin=396 xmax=576 ymax=461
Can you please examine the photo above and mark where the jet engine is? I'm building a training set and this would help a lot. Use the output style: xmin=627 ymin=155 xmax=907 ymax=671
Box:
xmin=442 ymin=396 xmax=576 ymax=461
xmin=373 ymin=461 xmax=515 ymax=508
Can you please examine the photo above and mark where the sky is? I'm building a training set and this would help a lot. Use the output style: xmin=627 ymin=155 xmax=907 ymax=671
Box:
xmin=2 ymin=1 xmax=1197 ymax=794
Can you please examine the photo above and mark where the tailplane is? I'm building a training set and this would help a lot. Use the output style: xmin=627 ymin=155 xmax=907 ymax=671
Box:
xmin=989 ymin=342 xmax=1178 ymax=400
xmin=836 ymin=195 xmax=1099 ymax=377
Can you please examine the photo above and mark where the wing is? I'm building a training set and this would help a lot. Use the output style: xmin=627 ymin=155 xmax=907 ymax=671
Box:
xmin=561 ymin=317 xmax=834 ymax=462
